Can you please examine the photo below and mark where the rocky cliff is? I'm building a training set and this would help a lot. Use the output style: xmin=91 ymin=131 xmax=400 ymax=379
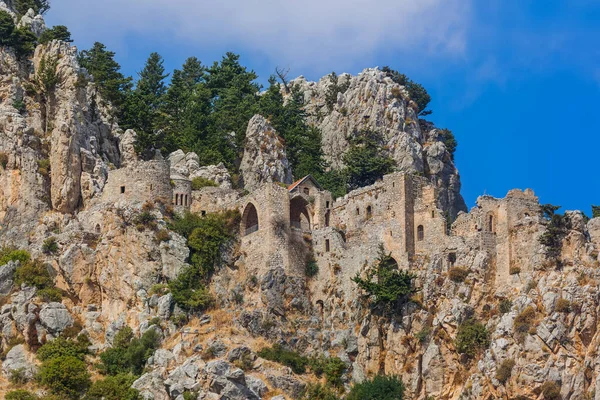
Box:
xmin=1 ymin=6 xmax=600 ymax=400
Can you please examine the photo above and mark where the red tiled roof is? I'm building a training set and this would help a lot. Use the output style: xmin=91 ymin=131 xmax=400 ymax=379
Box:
xmin=288 ymin=176 xmax=309 ymax=191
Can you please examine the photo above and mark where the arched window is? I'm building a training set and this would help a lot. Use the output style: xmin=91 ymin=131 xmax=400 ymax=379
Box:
xmin=417 ymin=225 xmax=424 ymax=241
xmin=431 ymin=210 xmax=435 ymax=218
xmin=242 ymin=203 xmax=259 ymax=235
xmin=290 ymin=196 xmax=311 ymax=231
xmin=185 ymin=194 xmax=188 ymax=206
xmin=95 ymin=224 xmax=101 ymax=234
xmin=366 ymin=206 xmax=372 ymax=220
xmin=488 ymin=215 xmax=494 ymax=232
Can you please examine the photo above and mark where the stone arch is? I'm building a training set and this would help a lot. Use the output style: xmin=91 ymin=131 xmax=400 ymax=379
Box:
xmin=95 ymin=224 xmax=101 ymax=234
xmin=366 ymin=205 xmax=373 ymax=220
xmin=241 ymin=203 xmax=259 ymax=235
xmin=417 ymin=225 xmax=424 ymax=241
xmin=290 ymin=196 xmax=311 ymax=231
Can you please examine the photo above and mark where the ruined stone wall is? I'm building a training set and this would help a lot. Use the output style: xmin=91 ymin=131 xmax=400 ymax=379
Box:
xmin=102 ymin=160 xmax=172 ymax=205
xmin=172 ymin=177 xmax=192 ymax=214
xmin=190 ymin=187 xmax=240 ymax=215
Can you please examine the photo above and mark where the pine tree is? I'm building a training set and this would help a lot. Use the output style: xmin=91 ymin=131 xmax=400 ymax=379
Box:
xmin=343 ymin=128 xmax=395 ymax=190
xmin=205 ymin=52 xmax=260 ymax=165
xmin=0 ymin=10 xmax=15 ymax=46
xmin=14 ymin=0 xmax=50 ymax=16
xmin=121 ymin=52 xmax=169 ymax=159
xmin=78 ymin=42 xmax=132 ymax=115
xmin=39 ymin=25 xmax=73 ymax=44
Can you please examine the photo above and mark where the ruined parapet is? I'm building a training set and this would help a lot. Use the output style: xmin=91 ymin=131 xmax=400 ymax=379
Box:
xmin=171 ymin=174 xmax=192 ymax=214
xmin=190 ymin=187 xmax=240 ymax=216
xmin=102 ymin=160 xmax=172 ymax=205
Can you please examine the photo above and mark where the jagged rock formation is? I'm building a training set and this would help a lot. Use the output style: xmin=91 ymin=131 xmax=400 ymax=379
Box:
xmin=1 ymin=8 xmax=599 ymax=399
xmin=240 ymin=114 xmax=292 ymax=191
xmin=290 ymin=68 xmax=466 ymax=216
xmin=169 ymin=149 xmax=232 ymax=189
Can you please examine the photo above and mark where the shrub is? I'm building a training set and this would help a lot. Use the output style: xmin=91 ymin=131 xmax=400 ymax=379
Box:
xmin=37 ymin=336 xmax=89 ymax=361
xmin=416 ymin=328 xmax=431 ymax=344
xmin=258 ymin=344 xmax=309 ymax=374
xmin=9 ymin=367 xmax=28 ymax=384
xmin=305 ymin=260 xmax=319 ymax=278
xmin=37 ymin=287 xmax=63 ymax=302
xmin=498 ymin=299 xmax=513 ymax=314
xmin=302 ymin=383 xmax=340 ymax=400
xmin=439 ymin=128 xmax=457 ymax=160
xmin=593 ymin=205 xmax=600 ymax=219
xmin=170 ymin=313 xmax=188 ymax=327
xmin=37 ymin=159 xmax=50 ymax=176
xmin=38 ymin=25 xmax=72 ymax=45
xmin=85 ymin=373 xmax=141 ymax=400
xmin=455 ymin=319 xmax=490 ymax=358
xmin=42 ymin=237 xmax=59 ymax=254
xmin=541 ymin=381 xmax=562 ymax=400
xmin=148 ymin=317 xmax=161 ymax=327
xmin=6 ymin=390 xmax=39 ymax=400
xmin=39 ymin=355 xmax=91 ymax=399
xmin=232 ymin=352 xmax=255 ymax=371
xmin=495 ymin=358 xmax=515 ymax=384
xmin=343 ymin=128 xmax=395 ymax=191
xmin=0 ymin=248 xmax=30 ymax=265
xmin=514 ymin=306 xmax=536 ymax=334
xmin=191 ymin=177 xmax=218 ymax=190
xmin=149 ymin=283 xmax=170 ymax=296
xmin=134 ymin=211 xmax=157 ymax=231
xmin=353 ymin=246 xmax=416 ymax=308
xmin=154 ymin=229 xmax=171 ymax=243
xmin=346 ymin=375 xmax=405 ymax=400
xmin=99 ymin=328 xmax=160 ymax=376
xmin=310 ymin=356 xmax=346 ymax=387
xmin=448 ymin=267 xmax=469 ymax=283
xmin=539 ymin=204 xmax=569 ymax=262
xmin=555 ymin=298 xmax=571 ymax=313
xmin=0 ymin=151 xmax=8 ymax=169
xmin=509 ymin=266 xmax=521 ymax=275
xmin=14 ymin=260 xmax=53 ymax=289
xmin=14 ymin=0 xmax=51 ymax=16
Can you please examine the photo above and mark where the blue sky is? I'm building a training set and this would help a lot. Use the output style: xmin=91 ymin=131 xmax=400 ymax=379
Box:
xmin=46 ymin=0 xmax=600 ymax=214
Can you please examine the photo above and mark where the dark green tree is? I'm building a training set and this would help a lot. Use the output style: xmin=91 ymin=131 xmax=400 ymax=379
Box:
xmin=592 ymin=205 xmax=600 ymax=218
xmin=0 ymin=10 xmax=15 ymax=46
xmin=39 ymin=355 xmax=91 ymax=399
xmin=11 ymin=26 xmax=37 ymax=57
xmin=205 ymin=52 xmax=260 ymax=166
xmin=439 ymin=128 xmax=457 ymax=160
xmin=346 ymin=375 xmax=405 ymax=400
xmin=78 ymin=42 xmax=133 ymax=115
xmin=85 ymin=373 xmax=141 ymax=400
xmin=39 ymin=25 xmax=72 ymax=44
xmin=539 ymin=204 xmax=569 ymax=262
xmin=14 ymin=0 xmax=50 ymax=16
xmin=455 ymin=319 xmax=490 ymax=358
xmin=121 ymin=52 xmax=169 ymax=159
xmin=343 ymin=128 xmax=394 ymax=190
xmin=382 ymin=66 xmax=431 ymax=115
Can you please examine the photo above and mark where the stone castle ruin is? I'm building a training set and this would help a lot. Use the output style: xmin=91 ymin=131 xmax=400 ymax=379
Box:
xmin=100 ymin=155 xmax=542 ymax=292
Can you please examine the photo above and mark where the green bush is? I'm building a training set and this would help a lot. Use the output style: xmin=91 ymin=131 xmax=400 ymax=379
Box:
xmin=37 ymin=336 xmax=89 ymax=362
xmin=0 ymin=10 xmax=15 ymax=45
xmin=301 ymin=383 xmax=340 ymax=400
xmin=38 ymin=159 xmax=50 ymax=176
xmin=42 ymin=237 xmax=59 ymax=254
xmin=343 ymin=128 xmax=395 ymax=191
xmin=498 ymin=299 xmax=513 ymax=314
xmin=448 ymin=267 xmax=469 ymax=283
xmin=415 ymin=328 xmax=431 ymax=344
xmin=539 ymin=204 xmax=569 ymax=261
xmin=99 ymin=327 xmax=160 ymax=376
xmin=305 ymin=260 xmax=319 ymax=278
xmin=352 ymin=246 xmax=416 ymax=308
xmin=455 ymin=319 xmax=490 ymax=358
xmin=541 ymin=381 xmax=561 ymax=400
xmin=39 ymin=355 xmax=91 ymax=399
xmin=14 ymin=0 xmax=51 ymax=16
xmin=495 ymin=358 xmax=515 ymax=384
xmin=37 ymin=287 xmax=63 ymax=302
xmin=310 ymin=356 xmax=346 ymax=387
xmin=0 ymin=248 xmax=30 ymax=265
xmin=593 ymin=205 xmax=600 ymax=219
xmin=9 ymin=367 xmax=28 ymax=384
xmin=191 ymin=177 xmax=218 ymax=190
xmin=439 ymin=128 xmax=457 ymax=160
xmin=12 ymin=99 xmax=26 ymax=113
xmin=258 ymin=344 xmax=309 ymax=374
xmin=514 ymin=306 xmax=536 ymax=334
xmin=134 ymin=211 xmax=157 ymax=231
xmin=14 ymin=260 xmax=53 ymax=289
xmin=346 ymin=375 xmax=405 ymax=400
xmin=6 ymin=390 xmax=39 ymax=400
xmin=85 ymin=373 xmax=140 ymax=400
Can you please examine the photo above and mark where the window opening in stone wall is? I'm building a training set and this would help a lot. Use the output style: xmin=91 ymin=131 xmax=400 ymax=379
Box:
xmin=303 ymin=187 xmax=310 ymax=196
xmin=325 ymin=239 xmax=330 ymax=252
xmin=356 ymin=208 xmax=360 ymax=215
xmin=417 ymin=225 xmax=424 ymax=241
xmin=174 ymin=194 xmax=178 ymax=206
xmin=120 ymin=186 xmax=125 ymax=194
xmin=242 ymin=203 xmax=259 ymax=235
xmin=185 ymin=194 xmax=188 ymax=205
xmin=201 ymin=210 xmax=206 ymax=217
xmin=366 ymin=205 xmax=372 ymax=220
xmin=448 ymin=252 xmax=456 ymax=268
xmin=431 ymin=210 xmax=435 ymax=218
xmin=290 ymin=196 xmax=311 ymax=231
xmin=95 ymin=224 xmax=101 ymax=234
xmin=488 ymin=215 xmax=494 ymax=232
xmin=326 ymin=201 xmax=330 ymax=209
xmin=325 ymin=211 xmax=330 ymax=227
xmin=150 ymin=184 xmax=153 ymax=190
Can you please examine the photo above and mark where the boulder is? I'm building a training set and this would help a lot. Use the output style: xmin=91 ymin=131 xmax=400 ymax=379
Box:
xmin=0 ymin=261 xmax=18 ymax=295
xmin=39 ymin=302 xmax=73 ymax=333
xmin=2 ymin=344 xmax=37 ymax=380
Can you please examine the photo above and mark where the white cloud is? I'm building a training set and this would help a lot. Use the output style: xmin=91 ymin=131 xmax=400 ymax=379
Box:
xmin=46 ymin=0 xmax=471 ymax=74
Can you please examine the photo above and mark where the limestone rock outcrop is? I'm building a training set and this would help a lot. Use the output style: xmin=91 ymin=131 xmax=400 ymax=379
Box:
xmin=290 ymin=68 xmax=466 ymax=216
xmin=240 ymin=115 xmax=292 ymax=192
xmin=168 ymin=150 xmax=232 ymax=189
